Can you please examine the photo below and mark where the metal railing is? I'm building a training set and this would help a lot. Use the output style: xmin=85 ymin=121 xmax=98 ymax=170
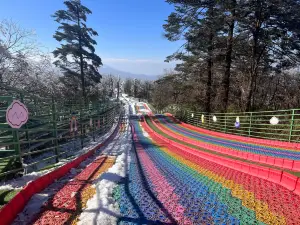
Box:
xmin=158 ymin=108 xmax=300 ymax=143
xmin=0 ymin=86 xmax=121 ymax=180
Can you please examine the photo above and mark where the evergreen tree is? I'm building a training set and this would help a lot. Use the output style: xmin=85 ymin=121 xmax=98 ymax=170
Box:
xmin=52 ymin=0 xmax=102 ymax=102
xmin=123 ymin=78 xmax=133 ymax=96
xmin=164 ymin=0 xmax=224 ymax=113
xmin=221 ymin=0 xmax=237 ymax=112
xmin=237 ymin=0 xmax=300 ymax=111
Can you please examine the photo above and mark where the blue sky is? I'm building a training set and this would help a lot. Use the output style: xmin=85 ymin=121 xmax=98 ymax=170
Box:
xmin=0 ymin=0 xmax=183 ymax=75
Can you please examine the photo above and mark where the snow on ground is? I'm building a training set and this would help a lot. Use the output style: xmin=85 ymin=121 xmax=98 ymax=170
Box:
xmin=77 ymin=104 xmax=132 ymax=225
xmin=131 ymin=103 xmax=136 ymax=114
xmin=12 ymin=153 xmax=101 ymax=225
xmin=10 ymin=103 xmax=133 ymax=225
xmin=0 ymin=120 xmax=119 ymax=191
xmin=11 ymin=117 xmax=122 ymax=224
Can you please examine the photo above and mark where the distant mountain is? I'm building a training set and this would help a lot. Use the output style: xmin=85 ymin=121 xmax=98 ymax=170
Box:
xmin=99 ymin=65 xmax=159 ymax=81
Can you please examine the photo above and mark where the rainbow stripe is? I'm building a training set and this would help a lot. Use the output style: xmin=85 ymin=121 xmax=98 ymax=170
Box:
xmin=156 ymin=116 xmax=300 ymax=160
xmin=114 ymin=120 xmax=300 ymax=224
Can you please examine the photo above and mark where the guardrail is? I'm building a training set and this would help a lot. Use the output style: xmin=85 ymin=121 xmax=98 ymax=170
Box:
xmin=150 ymin=116 xmax=300 ymax=171
xmin=0 ymin=86 xmax=121 ymax=180
xmin=158 ymin=108 xmax=300 ymax=143
xmin=0 ymin=111 xmax=122 ymax=225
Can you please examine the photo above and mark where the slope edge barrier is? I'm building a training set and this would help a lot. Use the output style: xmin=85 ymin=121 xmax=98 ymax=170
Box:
xmin=142 ymin=117 xmax=300 ymax=197
xmin=150 ymin=116 xmax=300 ymax=172
xmin=165 ymin=113 xmax=300 ymax=150
xmin=0 ymin=113 xmax=123 ymax=225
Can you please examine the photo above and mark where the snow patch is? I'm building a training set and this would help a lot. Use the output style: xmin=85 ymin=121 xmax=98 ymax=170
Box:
xmin=77 ymin=104 xmax=132 ymax=225
xmin=0 ymin=120 xmax=118 ymax=190
xmin=77 ymin=153 xmax=129 ymax=225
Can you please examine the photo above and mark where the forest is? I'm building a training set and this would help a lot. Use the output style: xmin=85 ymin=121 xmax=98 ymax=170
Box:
xmin=152 ymin=0 xmax=300 ymax=113
xmin=1 ymin=0 xmax=300 ymax=113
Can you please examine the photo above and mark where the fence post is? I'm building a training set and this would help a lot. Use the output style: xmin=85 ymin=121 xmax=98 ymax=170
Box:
xmin=52 ymin=98 xmax=59 ymax=163
xmin=224 ymin=114 xmax=227 ymax=133
xmin=13 ymin=129 xmax=22 ymax=171
xmin=289 ymin=109 xmax=295 ymax=142
xmin=92 ymin=117 xmax=95 ymax=142
xmin=80 ymin=108 xmax=84 ymax=149
xmin=248 ymin=112 xmax=253 ymax=136
xmin=20 ymin=94 xmax=30 ymax=150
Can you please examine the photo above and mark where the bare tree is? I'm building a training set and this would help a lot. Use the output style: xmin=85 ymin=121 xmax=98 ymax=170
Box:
xmin=0 ymin=19 xmax=38 ymax=85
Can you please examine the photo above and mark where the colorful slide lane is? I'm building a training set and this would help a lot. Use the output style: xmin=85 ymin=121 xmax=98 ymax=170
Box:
xmin=30 ymin=156 xmax=115 ymax=225
xmin=115 ymin=119 xmax=300 ymax=225
xmin=135 ymin=102 xmax=153 ymax=116
xmin=149 ymin=116 xmax=300 ymax=172
xmin=173 ymin=116 xmax=300 ymax=150
xmin=156 ymin=116 xmax=300 ymax=161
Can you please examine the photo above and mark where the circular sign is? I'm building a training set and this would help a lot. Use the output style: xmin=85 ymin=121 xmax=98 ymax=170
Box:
xmin=6 ymin=100 xmax=29 ymax=129
xmin=270 ymin=116 xmax=279 ymax=125
xmin=212 ymin=115 xmax=217 ymax=122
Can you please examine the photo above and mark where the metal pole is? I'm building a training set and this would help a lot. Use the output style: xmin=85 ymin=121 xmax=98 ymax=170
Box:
xmin=224 ymin=114 xmax=227 ymax=133
xmin=289 ymin=109 xmax=295 ymax=142
xmin=92 ymin=118 xmax=95 ymax=142
xmin=20 ymin=94 xmax=30 ymax=150
xmin=13 ymin=129 xmax=22 ymax=170
xmin=248 ymin=112 xmax=252 ymax=136
xmin=52 ymin=98 xmax=59 ymax=163
xmin=80 ymin=108 xmax=84 ymax=149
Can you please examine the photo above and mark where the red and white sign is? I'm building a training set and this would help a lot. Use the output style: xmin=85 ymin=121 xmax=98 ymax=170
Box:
xmin=6 ymin=100 xmax=29 ymax=128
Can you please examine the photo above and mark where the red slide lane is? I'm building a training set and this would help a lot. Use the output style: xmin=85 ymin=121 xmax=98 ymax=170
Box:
xmin=0 ymin=119 xmax=121 ymax=225
xmin=151 ymin=117 xmax=300 ymax=172
xmin=143 ymin=103 xmax=153 ymax=116
xmin=166 ymin=114 xmax=300 ymax=150
xmin=142 ymin=118 xmax=300 ymax=196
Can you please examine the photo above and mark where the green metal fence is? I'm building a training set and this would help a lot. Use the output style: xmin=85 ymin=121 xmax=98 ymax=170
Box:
xmin=159 ymin=108 xmax=300 ymax=143
xmin=0 ymin=86 xmax=121 ymax=180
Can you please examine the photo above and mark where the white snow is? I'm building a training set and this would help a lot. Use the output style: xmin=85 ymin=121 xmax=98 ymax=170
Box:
xmin=11 ymin=126 xmax=122 ymax=225
xmin=131 ymin=103 xmax=136 ymax=114
xmin=0 ymin=120 xmax=119 ymax=191
xmin=10 ymin=102 xmax=133 ymax=225
xmin=77 ymin=104 xmax=132 ymax=225
xmin=77 ymin=153 xmax=130 ymax=225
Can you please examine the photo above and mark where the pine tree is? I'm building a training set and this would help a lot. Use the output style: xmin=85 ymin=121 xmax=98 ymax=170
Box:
xmin=52 ymin=0 xmax=102 ymax=103
xmin=164 ymin=0 xmax=224 ymax=113
xmin=221 ymin=0 xmax=237 ymax=112
xmin=237 ymin=0 xmax=300 ymax=111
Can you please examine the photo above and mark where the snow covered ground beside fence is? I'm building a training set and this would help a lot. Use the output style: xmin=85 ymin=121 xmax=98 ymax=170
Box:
xmin=77 ymin=103 xmax=132 ymax=225
xmin=0 ymin=120 xmax=119 ymax=191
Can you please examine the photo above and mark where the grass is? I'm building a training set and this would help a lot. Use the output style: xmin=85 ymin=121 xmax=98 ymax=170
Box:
xmin=0 ymin=189 xmax=20 ymax=209
xmin=145 ymin=117 xmax=300 ymax=177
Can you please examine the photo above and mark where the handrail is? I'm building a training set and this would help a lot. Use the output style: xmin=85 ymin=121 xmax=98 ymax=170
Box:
xmin=161 ymin=107 xmax=300 ymax=142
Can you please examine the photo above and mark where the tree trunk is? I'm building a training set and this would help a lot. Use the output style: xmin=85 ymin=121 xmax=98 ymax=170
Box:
xmin=205 ymin=7 xmax=214 ymax=113
xmin=222 ymin=0 xmax=236 ymax=112
xmin=206 ymin=55 xmax=213 ymax=113
xmin=246 ymin=1 xmax=264 ymax=112
xmin=77 ymin=5 xmax=86 ymax=104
